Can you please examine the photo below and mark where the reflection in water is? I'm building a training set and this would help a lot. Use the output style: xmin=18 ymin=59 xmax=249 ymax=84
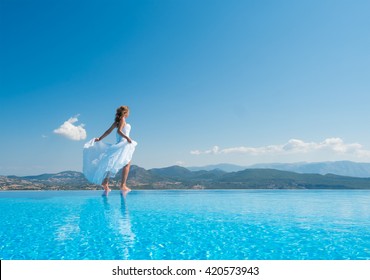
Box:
xmin=102 ymin=189 xmax=111 ymax=197
xmin=102 ymin=191 xmax=135 ymax=259
xmin=119 ymin=192 xmax=136 ymax=250
xmin=102 ymin=195 xmax=110 ymax=211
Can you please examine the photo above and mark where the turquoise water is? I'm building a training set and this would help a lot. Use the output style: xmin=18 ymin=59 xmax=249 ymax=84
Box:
xmin=1 ymin=190 xmax=370 ymax=260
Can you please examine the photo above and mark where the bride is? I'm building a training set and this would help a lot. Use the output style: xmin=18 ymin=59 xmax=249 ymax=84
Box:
xmin=83 ymin=106 xmax=137 ymax=193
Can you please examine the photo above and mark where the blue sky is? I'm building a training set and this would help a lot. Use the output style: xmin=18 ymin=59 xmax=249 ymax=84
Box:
xmin=1 ymin=0 xmax=370 ymax=175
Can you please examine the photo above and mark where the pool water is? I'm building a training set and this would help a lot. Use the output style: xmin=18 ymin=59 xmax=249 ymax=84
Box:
xmin=1 ymin=190 xmax=370 ymax=260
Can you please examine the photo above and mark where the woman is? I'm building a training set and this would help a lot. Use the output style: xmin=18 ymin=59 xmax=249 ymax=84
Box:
xmin=83 ymin=106 xmax=137 ymax=193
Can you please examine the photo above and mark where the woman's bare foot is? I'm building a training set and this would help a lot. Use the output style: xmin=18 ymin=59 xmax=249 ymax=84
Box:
xmin=120 ymin=184 xmax=131 ymax=192
xmin=102 ymin=183 xmax=111 ymax=192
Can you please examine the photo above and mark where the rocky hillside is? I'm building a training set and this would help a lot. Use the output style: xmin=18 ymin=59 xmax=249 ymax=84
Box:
xmin=2 ymin=165 xmax=370 ymax=190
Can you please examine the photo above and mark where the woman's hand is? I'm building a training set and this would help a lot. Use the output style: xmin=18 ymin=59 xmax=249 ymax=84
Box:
xmin=126 ymin=137 xmax=132 ymax=143
xmin=94 ymin=138 xmax=100 ymax=142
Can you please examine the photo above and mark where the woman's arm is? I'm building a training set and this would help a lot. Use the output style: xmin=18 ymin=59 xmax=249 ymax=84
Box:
xmin=95 ymin=122 xmax=116 ymax=142
xmin=117 ymin=119 xmax=132 ymax=143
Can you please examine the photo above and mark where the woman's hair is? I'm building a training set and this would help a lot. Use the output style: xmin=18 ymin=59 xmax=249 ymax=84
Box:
xmin=115 ymin=105 xmax=129 ymax=124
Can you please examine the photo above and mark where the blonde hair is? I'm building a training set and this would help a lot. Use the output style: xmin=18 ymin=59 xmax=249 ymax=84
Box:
xmin=115 ymin=105 xmax=129 ymax=124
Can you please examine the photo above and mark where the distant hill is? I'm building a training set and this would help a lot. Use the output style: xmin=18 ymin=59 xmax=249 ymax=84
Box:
xmin=187 ymin=163 xmax=246 ymax=172
xmin=150 ymin=165 xmax=227 ymax=180
xmin=249 ymin=161 xmax=370 ymax=178
xmin=1 ymin=171 xmax=97 ymax=190
xmin=214 ymin=168 xmax=370 ymax=189
xmin=2 ymin=164 xmax=370 ymax=190
xmin=150 ymin=165 xmax=194 ymax=179
xmin=188 ymin=161 xmax=370 ymax=178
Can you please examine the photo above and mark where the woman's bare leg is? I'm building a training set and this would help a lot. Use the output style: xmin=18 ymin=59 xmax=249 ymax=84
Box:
xmin=102 ymin=177 xmax=111 ymax=192
xmin=120 ymin=162 xmax=131 ymax=192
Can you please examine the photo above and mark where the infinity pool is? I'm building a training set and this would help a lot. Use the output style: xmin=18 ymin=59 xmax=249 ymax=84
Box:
xmin=1 ymin=190 xmax=370 ymax=260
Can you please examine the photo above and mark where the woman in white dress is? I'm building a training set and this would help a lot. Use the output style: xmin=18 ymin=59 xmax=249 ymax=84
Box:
xmin=83 ymin=106 xmax=137 ymax=193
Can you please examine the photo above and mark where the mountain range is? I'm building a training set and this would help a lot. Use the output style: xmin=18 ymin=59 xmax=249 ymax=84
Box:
xmin=1 ymin=161 xmax=370 ymax=190
xmin=188 ymin=161 xmax=370 ymax=178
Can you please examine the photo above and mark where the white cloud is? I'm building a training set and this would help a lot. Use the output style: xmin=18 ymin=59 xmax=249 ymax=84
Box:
xmin=190 ymin=138 xmax=370 ymax=159
xmin=191 ymin=146 xmax=220 ymax=155
xmin=53 ymin=115 xmax=87 ymax=141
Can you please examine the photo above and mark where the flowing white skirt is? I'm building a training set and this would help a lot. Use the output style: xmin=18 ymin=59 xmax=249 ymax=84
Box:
xmin=83 ymin=138 xmax=137 ymax=185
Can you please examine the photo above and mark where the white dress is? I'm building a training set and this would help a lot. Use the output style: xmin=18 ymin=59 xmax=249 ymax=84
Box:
xmin=83 ymin=123 xmax=137 ymax=185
